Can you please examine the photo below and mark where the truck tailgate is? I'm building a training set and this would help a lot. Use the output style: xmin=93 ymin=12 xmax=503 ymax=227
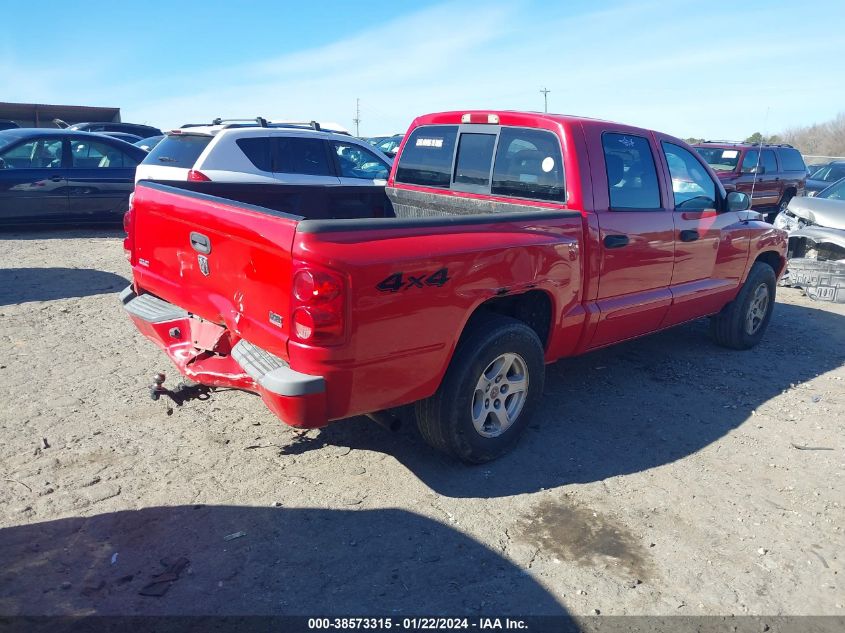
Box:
xmin=129 ymin=182 xmax=300 ymax=359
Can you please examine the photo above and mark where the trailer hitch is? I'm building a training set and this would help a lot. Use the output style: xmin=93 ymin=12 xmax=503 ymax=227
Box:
xmin=149 ymin=372 xmax=212 ymax=413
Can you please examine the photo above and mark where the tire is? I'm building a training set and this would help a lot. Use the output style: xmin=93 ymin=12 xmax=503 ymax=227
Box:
xmin=778 ymin=190 xmax=795 ymax=213
xmin=415 ymin=314 xmax=545 ymax=464
xmin=769 ymin=190 xmax=795 ymax=223
xmin=710 ymin=262 xmax=776 ymax=350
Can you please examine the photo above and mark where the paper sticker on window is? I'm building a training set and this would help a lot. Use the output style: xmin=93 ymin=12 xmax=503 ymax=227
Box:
xmin=541 ymin=156 xmax=555 ymax=173
xmin=416 ymin=138 xmax=444 ymax=148
xmin=721 ymin=150 xmax=739 ymax=159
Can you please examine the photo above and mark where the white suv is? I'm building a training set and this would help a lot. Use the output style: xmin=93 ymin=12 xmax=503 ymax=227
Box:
xmin=135 ymin=119 xmax=392 ymax=186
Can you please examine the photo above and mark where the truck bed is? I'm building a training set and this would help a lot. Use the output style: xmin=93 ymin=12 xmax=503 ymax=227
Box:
xmin=149 ymin=180 xmax=395 ymax=221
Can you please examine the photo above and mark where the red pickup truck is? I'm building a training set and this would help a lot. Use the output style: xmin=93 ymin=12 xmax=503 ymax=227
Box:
xmin=122 ymin=110 xmax=787 ymax=463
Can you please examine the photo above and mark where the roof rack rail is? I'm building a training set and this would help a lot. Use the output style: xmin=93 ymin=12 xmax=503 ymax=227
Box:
xmin=267 ymin=120 xmax=323 ymax=131
xmin=210 ymin=117 xmax=269 ymax=127
xmin=702 ymin=139 xmax=794 ymax=149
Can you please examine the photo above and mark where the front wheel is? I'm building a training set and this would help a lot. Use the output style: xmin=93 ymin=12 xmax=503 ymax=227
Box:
xmin=415 ymin=314 xmax=545 ymax=463
xmin=710 ymin=262 xmax=776 ymax=349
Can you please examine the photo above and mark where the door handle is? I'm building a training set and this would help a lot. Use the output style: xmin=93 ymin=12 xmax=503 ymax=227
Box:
xmin=49 ymin=175 xmax=63 ymax=182
xmin=603 ymin=234 xmax=629 ymax=248
xmin=190 ymin=231 xmax=212 ymax=254
xmin=680 ymin=229 xmax=699 ymax=242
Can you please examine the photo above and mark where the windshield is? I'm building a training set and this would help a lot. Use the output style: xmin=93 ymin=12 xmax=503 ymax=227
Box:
xmin=0 ymin=131 xmax=24 ymax=151
xmin=376 ymin=136 xmax=402 ymax=154
xmin=817 ymin=177 xmax=845 ymax=201
xmin=143 ymin=134 xmax=212 ymax=167
xmin=695 ymin=147 xmax=741 ymax=172
xmin=811 ymin=164 xmax=845 ymax=183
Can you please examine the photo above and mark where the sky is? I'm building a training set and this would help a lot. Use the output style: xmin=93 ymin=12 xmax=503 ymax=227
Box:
xmin=2 ymin=0 xmax=844 ymax=139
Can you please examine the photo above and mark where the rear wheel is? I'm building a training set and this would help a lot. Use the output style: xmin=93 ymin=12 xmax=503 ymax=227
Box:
xmin=710 ymin=262 xmax=776 ymax=349
xmin=415 ymin=314 xmax=545 ymax=463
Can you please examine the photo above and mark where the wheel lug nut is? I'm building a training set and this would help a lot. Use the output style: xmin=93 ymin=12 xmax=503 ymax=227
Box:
xmin=485 ymin=399 xmax=490 ymax=407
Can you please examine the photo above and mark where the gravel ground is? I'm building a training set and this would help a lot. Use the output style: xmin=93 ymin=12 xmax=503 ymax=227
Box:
xmin=0 ymin=229 xmax=843 ymax=619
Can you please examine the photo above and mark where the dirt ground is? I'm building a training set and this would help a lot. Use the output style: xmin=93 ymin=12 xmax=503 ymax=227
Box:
xmin=0 ymin=228 xmax=843 ymax=619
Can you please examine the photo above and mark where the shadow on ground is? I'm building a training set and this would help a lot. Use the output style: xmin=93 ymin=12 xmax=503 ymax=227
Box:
xmin=0 ymin=227 xmax=123 ymax=241
xmin=0 ymin=268 xmax=128 ymax=306
xmin=278 ymin=300 xmax=845 ymax=498
xmin=0 ymin=506 xmax=566 ymax=617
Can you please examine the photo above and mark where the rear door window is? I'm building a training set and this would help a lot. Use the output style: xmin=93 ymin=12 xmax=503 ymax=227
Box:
xmin=70 ymin=139 xmax=137 ymax=168
xmin=454 ymin=133 xmax=496 ymax=188
xmin=144 ymin=134 xmax=212 ymax=168
xmin=776 ymin=147 xmax=806 ymax=172
xmin=395 ymin=125 xmax=458 ymax=188
xmin=491 ymin=128 xmax=564 ymax=201
xmin=237 ymin=137 xmax=272 ymax=172
xmin=601 ymin=132 xmax=661 ymax=210
xmin=272 ymin=137 xmax=332 ymax=176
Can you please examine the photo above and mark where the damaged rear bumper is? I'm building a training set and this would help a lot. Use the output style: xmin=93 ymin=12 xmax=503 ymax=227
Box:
xmin=120 ymin=286 xmax=328 ymax=427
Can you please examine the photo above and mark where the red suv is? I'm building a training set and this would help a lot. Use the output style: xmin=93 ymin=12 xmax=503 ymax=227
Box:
xmin=694 ymin=142 xmax=806 ymax=221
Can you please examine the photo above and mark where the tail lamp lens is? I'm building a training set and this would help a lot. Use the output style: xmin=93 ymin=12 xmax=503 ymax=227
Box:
xmin=291 ymin=268 xmax=345 ymax=343
xmin=187 ymin=169 xmax=211 ymax=182
xmin=122 ymin=194 xmax=134 ymax=258
xmin=292 ymin=307 xmax=316 ymax=340
xmin=293 ymin=270 xmax=341 ymax=303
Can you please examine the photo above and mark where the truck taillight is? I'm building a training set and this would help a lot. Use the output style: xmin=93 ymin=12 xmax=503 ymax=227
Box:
xmin=187 ymin=169 xmax=211 ymax=182
xmin=123 ymin=193 xmax=134 ymax=259
xmin=291 ymin=266 xmax=346 ymax=344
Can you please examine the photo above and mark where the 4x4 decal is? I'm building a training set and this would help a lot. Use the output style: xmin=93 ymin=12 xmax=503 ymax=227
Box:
xmin=376 ymin=268 xmax=450 ymax=293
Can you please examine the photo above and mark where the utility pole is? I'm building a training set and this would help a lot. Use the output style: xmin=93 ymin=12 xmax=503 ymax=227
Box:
xmin=353 ymin=98 xmax=361 ymax=137
xmin=540 ymin=87 xmax=550 ymax=113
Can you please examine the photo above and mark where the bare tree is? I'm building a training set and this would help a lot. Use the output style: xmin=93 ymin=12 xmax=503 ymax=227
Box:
xmin=780 ymin=112 xmax=845 ymax=157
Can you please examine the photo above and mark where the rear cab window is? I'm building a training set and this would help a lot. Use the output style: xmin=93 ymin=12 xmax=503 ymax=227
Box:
xmin=492 ymin=128 xmax=564 ymax=201
xmin=143 ymin=134 xmax=212 ymax=168
xmin=395 ymin=125 xmax=458 ymax=188
xmin=395 ymin=124 xmax=565 ymax=202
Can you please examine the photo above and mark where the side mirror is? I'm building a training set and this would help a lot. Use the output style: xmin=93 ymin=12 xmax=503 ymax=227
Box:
xmin=726 ymin=191 xmax=750 ymax=212
xmin=749 ymin=165 xmax=765 ymax=175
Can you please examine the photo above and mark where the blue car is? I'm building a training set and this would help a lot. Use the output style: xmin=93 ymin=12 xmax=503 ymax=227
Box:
xmin=0 ymin=128 xmax=147 ymax=226
xmin=806 ymin=160 xmax=845 ymax=196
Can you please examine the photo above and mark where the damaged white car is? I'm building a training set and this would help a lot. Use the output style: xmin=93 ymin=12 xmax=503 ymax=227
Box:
xmin=774 ymin=177 xmax=845 ymax=303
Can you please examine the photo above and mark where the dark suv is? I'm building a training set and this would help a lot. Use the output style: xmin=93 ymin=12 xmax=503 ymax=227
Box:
xmin=694 ymin=142 xmax=806 ymax=221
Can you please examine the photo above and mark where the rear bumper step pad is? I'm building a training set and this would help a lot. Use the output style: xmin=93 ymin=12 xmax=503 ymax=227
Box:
xmin=121 ymin=286 xmax=189 ymax=323
xmin=231 ymin=339 xmax=325 ymax=396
